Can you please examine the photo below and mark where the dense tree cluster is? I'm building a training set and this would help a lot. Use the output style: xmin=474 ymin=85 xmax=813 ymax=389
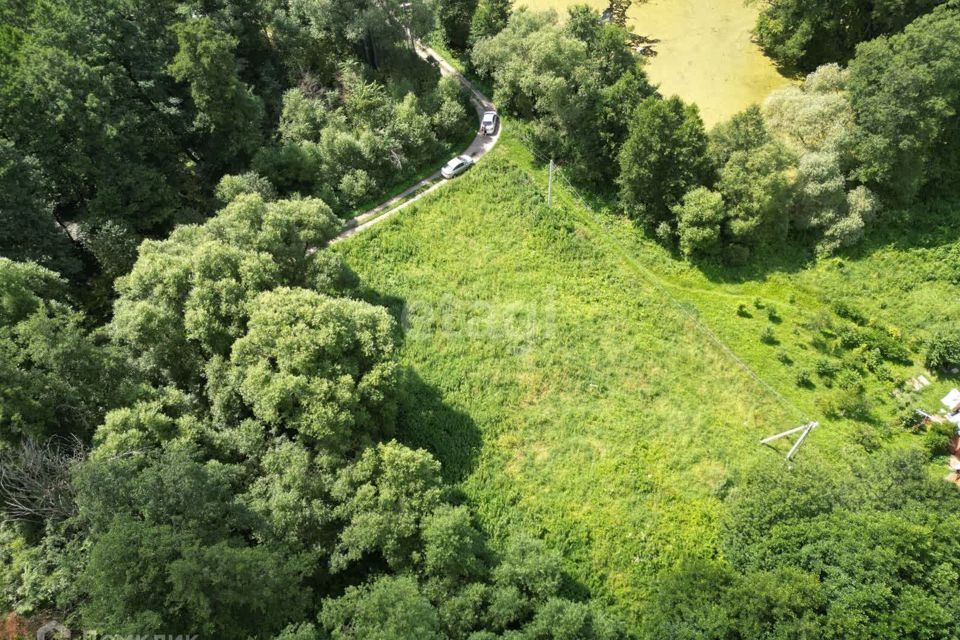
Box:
xmin=754 ymin=0 xmax=949 ymax=71
xmin=647 ymin=451 xmax=960 ymax=639
xmin=470 ymin=3 xmax=959 ymax=262
xmin=0 ymin=193 xmax=622 ymax=638
xmin=0 ymin=0 xmax=472 ymax=300
xmin=472 ymin=6 xmax=655 ymax=185
xmin=254 ymin=64 xmax=469 ymax=212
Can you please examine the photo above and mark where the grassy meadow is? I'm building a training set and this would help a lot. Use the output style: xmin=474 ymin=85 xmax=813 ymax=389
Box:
xmin=336 ymin=130 xmax=960 ymax=625
xmin=518 ymin=0 xmax=791 ymax=125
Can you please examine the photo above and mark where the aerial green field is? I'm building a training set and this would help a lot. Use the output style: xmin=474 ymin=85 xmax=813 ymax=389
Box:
xmin=518 ymin=0 xmax=791 ymax=125
xmin=337 ymin=131 xmax=960 ymax=624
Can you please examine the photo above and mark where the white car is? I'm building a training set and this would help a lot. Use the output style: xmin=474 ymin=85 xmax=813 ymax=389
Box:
xmin=441 ymin=155 xmax=474 ymax=179
xmin=480 ymin=110 xmax=499 ymax=135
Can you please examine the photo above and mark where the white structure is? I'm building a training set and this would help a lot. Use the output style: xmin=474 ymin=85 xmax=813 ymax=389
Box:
xmin=942 ymin=389 xmax=960 ymax=426
xmin=941 ymin=388 xmax=960 ymax=412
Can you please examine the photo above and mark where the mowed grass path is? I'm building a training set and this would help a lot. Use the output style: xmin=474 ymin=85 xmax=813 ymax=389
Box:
xmin=337 ymin=138 xmax=826 ymax=622
xmin=519 ymin=0 xmax=791 ymax=126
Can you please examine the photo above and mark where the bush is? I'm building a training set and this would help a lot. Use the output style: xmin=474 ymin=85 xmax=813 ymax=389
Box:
xmin=760 ymin=327 xmax=777 ymax=345
xmin=893 ymin=407 xmax=926 ymax=433
xmin=776 ymin=349 xmax=792 ymax=365
xmin=815 ymin=359 xmax=839 ymax=379
xmin=817 ymin=386 xmax=871 ymax=420
xmin=924 ymin=329 xmax=960 ymax=370
xmin=833 ymin=301 xmax=867 ymax=325
xmin=924 ymin=419 xmax=957 ymax=456
xmin=736 ymin=303 xmax=751 ymax=318
xmin=795 ymin=369 xmax=814 ymax=388
xmin=835 ymin=368 xmax=864 ymax=391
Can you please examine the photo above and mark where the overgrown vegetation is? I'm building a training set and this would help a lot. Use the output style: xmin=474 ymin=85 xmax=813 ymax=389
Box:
xmin=338 ymin=138 xmax=960 ymax=636
xmin=3 ymin=0 xmax=960 ymax=638
xmin=0 ymin=0 xmax=472 ymax=311
xmin=475 ymin=3 xmax=959 ymax=264
xmin=0 ymin=188 xmax=623 ymax=638
xmin=754 ymin=0 xmax=949 ymax=72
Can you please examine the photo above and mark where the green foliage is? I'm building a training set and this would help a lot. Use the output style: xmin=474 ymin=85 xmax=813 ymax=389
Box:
xmin=420 ymin=505 xmax=485 ymax=584
xmin=762 ymin=64 xmax=881 ymax=255
xmin=110 ymin=194 xmax=345 ymax=388
xmin=0 ymin=0 xmax=199 ymax=238
xmin=256 ymin=64 xmax=471 ymax=214
xmin=0 ymin=138 xmax=80 ymax=276
xmin=894 ymin=406 xmax=927 ymax=432
xmin=795 ymin=368 xmax=814 ymax=388
xmin=618 ymin=96 xmax=711 ymax=227
xmin=321 ymin=575 xmax=441 ymax=640
xmin=0 ymin=0 xmax=457 ymax=293
xmin=924 ymin=419 xmax=957 ymax=455
xmin=848 ymin=3 xmax=960 ymax=201
xmin=674 ymin=187 xmax=724 ymax=257
xmin=169 ymin=17 xmax=265 ymax=171
xmin=701 ymin=452 xmax=960 ymax=638
xmin=715 ymin=138 xmax=794 ymax=256
xmin=438 ymin=0 xmax=479 ymax=51
xmin=216 ymin=172 xmax=277 ymax=204
xmin=75 ymin=446 xmax=308 ymax=638
xmin=924 ymin=328 xmax=960 ymax=370
xmin=470 ymin=0 xmax=513 ymax=45
xmin=754 ymin=0 xmax=948 ymax=71
xmin=330 ymin=441 xmax=443 ymax=572
xmin=472 ymin=8 xmax=653 ymax=184
xmin=0 ymin=258 xmax=137 ymax=445
xmin=222 ymin=288 xmax=398 ymax=453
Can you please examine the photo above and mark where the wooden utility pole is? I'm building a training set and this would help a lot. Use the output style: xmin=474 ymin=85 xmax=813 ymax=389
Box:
xmin=547 ymin=159 xmax=554 ymax=208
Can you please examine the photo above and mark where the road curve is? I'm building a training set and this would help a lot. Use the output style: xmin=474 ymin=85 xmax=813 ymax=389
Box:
xmin=333 ymin=42 xmax=501 ymax=242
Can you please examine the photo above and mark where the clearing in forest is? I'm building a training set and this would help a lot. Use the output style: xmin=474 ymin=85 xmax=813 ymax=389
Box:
xmin=337 ymin=136 xmax=842 ymax=622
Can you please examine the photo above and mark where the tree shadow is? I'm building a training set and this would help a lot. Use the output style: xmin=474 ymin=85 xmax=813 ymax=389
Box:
xmin=395 ymin=367 xmax=483 ymax=483
xmin=361 ymin=287 xmax=483 ymax=483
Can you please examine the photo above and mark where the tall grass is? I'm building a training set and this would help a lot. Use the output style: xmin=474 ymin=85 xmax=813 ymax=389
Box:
xmin=336 ymin=130 xmax=960 ymax=626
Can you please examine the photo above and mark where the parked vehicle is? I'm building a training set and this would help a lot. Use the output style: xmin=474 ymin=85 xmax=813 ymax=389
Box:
xmin=480 ymin=111 xmax=499 ymax=135
xmin=441 ymin=155 xmax=474 ymax=179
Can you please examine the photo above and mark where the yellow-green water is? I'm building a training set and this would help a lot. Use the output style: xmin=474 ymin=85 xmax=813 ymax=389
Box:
xmin=518 ymin=0 xmax=791 ymax=126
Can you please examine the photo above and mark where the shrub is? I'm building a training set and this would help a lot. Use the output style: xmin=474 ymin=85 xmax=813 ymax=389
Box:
xmin=776 ymin=349 xmax=792 ymax=365
xmin=835 ymin=368 xmax=864 ymax=391
xmin=817 ymin=387 xmax=871 ymax=420
xmin=795 ymin=369 xmax=814 ymax=388
xmin=766 ymin=305 xmax=780 ymax=322
xmin=893 ymin=407 xmax=926 ymax=433
xmin=832 ymin=301 xmax=867 ymax=325
xmin=760 ymin=327 xmax=777 ymax=345
xmin=924 ymin=419 xmax=957 ymax=457
xmin=856 ymin=425 xmax=882 ymax=453
xmin=815 ymin=359 xmax=839 ymax=378
xmin=736 ymin=303 xmax=751 ymax=318
xmin=924 ymin=329 xmax=960 ymax=370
